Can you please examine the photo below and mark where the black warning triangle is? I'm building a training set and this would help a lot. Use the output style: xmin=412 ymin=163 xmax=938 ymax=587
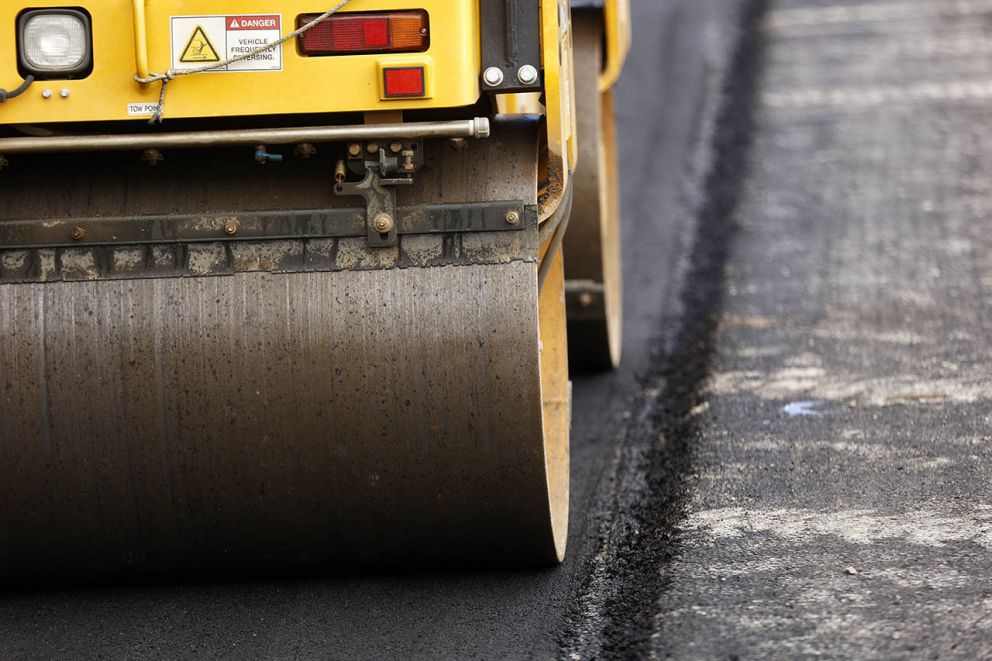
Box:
xmin=180 ymin=26 xmax=220 ymax=63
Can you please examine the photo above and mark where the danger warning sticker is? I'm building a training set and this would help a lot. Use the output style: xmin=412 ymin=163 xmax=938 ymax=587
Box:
xmin=171 ymin=14 xmax=283 ymax=72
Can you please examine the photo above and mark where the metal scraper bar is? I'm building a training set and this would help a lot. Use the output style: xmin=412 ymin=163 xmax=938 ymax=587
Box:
xmin=0 ymin=118 xmax=490 ymax=155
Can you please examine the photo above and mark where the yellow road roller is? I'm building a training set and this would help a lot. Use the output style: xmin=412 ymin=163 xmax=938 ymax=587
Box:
xmin=0 ymin=0 xmax=629 ymax=579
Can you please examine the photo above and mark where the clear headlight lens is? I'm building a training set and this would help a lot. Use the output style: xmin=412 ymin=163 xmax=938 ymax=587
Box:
xmin=19 ymin=11 xmax=91 ymax=75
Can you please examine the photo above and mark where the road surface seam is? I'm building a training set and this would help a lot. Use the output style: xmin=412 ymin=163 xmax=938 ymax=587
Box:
xmin=557 ymin=1 xmax=770 ymax=658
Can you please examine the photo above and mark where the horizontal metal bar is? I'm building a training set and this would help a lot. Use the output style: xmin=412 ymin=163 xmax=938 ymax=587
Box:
xmin=0 ymin=201 xmax=531 ymax=249
xmin=0 ymin=118 xmax=491 ymax=155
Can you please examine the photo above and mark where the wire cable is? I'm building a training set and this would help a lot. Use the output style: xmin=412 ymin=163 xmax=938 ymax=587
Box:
xmin=0 ymin=76 xmax=35 ymax=103
xmin=135 ymin=1 xmax=351 ymax=124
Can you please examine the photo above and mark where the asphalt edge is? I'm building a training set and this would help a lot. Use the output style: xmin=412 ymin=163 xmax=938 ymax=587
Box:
xmin=557 ymin=1 xmax=770 ymax=657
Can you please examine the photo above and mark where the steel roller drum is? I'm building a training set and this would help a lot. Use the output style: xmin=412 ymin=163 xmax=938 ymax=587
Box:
xmin=564 ymin=14 xmax=623 ymax=371
xmin=0 ymin=120 xmax=568 ymax=579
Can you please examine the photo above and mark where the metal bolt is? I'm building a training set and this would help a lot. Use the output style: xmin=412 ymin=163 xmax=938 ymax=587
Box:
xmin=366 ymin=142 xmax=380 ymax=155
xmin=224 ymin=220 xmax=238 ymax=235
xmin=400 ymin=149 xmax=416 ymax=171
xmin=348 ymin=143 xmax=362 ymax=157
xmin=59 ymin=88 xmax=70 ymax=98
xmin=389 ymin=141 xmax=403 ymax=154
xmin=41 ymin=89 xmax=52 ymax=99
xmin=334 ymin=159 xmax=346 ymax=184
xmin=578 ymin=292 xmax=594 ymax=307
xmin=372 ymin=213 xmax=395 ymax=234
xmin=517 ymin=65 xmax=539 ymax=85
xmin=141 ymin=149 xmax=164 ymax=166
xmin=295 ymin=143 xmax=318 ymax=159
xmin=483 ymin=67 xmax=504 ymax=87
xmin=71 ymin=227 xmax=86 ymax=241
xmin=505 ymin=210 xmax=520 ymax=225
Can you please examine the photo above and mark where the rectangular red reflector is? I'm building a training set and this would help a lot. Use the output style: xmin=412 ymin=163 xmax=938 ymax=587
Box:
xmin=297 ymin=10 xmax=429 ymax=55
xmin=383 ymin=67 xmax=425 ymax=98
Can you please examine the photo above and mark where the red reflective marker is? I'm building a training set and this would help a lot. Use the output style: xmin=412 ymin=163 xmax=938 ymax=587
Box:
xmin=383 ymin=67 xmax=425 ymax=98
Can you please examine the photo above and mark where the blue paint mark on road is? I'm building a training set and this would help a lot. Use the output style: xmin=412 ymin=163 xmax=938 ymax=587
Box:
xmin=783 ymin=400 xmax=827 ymax=417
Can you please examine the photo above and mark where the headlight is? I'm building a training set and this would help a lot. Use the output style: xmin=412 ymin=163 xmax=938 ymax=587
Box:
xmin=18 ymin=9 xmax=92 ymax=78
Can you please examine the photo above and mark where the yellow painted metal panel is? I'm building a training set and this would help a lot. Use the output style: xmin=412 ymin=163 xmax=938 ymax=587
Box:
xmin=498 ymin=92 xmax=542 ymax=115
xmin=601 ymin=0 xmax=631 ymax=91
xmin=0 ymin=0 xmax=479 ymax=125
xmin=540 ymin=0 xmax=577 ymax=220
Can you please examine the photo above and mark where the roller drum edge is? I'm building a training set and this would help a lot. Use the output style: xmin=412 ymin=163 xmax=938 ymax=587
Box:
xmin=564 ymin=15 xmax=624 ymax=372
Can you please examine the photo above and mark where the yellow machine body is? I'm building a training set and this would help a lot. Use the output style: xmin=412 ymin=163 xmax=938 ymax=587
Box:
xmin=0 ymin=0 xmax=581 ymax=215
xmin=601 ymin=0 xmax=631 ymax=91
xmin=0 ymin=0 xmax=481 ymax=124
xmin=541 ymin=0 xmax=578 ymax=179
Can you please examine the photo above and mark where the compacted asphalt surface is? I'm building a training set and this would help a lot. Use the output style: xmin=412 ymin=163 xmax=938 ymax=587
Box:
xmin=3 ymin=1 xmax=992 ymax=658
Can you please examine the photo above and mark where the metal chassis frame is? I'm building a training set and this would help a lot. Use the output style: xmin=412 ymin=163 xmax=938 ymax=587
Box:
xmin=0 ymin=201 xmax=530 ymax=250
xmin=479 ymin=0 xmax=543 ymax=94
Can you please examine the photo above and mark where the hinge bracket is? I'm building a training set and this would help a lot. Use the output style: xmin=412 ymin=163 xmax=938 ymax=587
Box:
xmin=334 ymin=143 xmax=422 ymax=247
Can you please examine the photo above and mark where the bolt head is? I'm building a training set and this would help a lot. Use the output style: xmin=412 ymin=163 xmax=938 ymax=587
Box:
xmin=348 ymin=143 xmax=362 ymax=157
xmin=505 ymin=210 xmax=520 ymax=225
xmin=41 ymin=89 xmax=52 ymax=99
xmin=483 ymin=67 xmax=504 ymax=87
xmin=224 ymin=221 xmax=238 ymax=235
xmin=372 ymin=213 xmax=395 ymax=234
xmin=59 ymin=88 xmax=70 ymax=98
xmin=366 ymin=143 xmax=380 ymax=155
xmin=70 ymin=227 xmax=85 ymax=241
xmin=517 ymin=65 xmax=539 ymax=85
xmin=389 ymin=141 xmax=404 ymax=154
xmin=142 ymin=149 xmax=164 ymax=166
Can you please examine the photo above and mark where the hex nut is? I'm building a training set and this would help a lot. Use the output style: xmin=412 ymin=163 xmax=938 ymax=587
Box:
xmin=372 ymin=213 xmax=395 ymax=234
xmin=505 ymin=210 xmax=520 ymax=225
xmin=142 ymin=149 xmax=164 ymax=166
xmin=295 ymin=143 xmax=318 ymax=159
xmin=224 ymin=221 xmax=238 ymax=235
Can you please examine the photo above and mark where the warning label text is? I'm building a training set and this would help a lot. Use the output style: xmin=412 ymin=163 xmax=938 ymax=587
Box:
xmin=171 ymin=14 xmax=283 ymax=73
